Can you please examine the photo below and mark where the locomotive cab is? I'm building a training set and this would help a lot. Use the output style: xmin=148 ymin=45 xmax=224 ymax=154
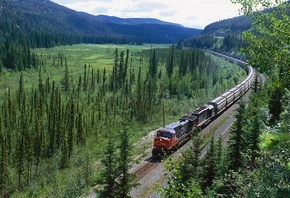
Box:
xmin=152 ymin=125 xmax=179 ymax=157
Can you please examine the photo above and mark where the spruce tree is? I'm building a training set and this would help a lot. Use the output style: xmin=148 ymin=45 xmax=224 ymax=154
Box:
xmin=166 ymin=45 xmax=174 ymax=77
xmin=61 ymin=56 xmax=70 ymax=94
xmin=76 ymin=111 xmax=85 ymax=146
xmin=99 ymin=130 xmax=118 ymax=198
xmin=60 ymin=133 xmax=69 ymax=169
xmin=67 ymin=100 xmax=75 ymax=159
xmin=191 ymin=128 xmax=202 ymax=172
xmin=116 ymin=124 xmax=134 ymax=198
xmin=149 ymin=48 xmax=157 ymax=77
xmin=83 ymin=64 xmax=88 ymax=92
xmin=16 ymin=135 xmax=25 ymax=191
xmin=247 ymin=82 xmax=263 ymax=167
xmin=202 ymin=136 xmax=216 ymax=191
xmin=118 ymin=51 xmax=124 ymax=87
xmin=226 ymin=101 xmax=246 ymax=171
xmin=17 ymin=72 xmax=25 ymax=110
xmin=0 ymin=120 xmax=8 ymax=196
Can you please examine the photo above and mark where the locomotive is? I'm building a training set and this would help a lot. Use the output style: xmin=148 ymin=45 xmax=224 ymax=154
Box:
xmin=152 ymin=51 xmax=255 ymax=158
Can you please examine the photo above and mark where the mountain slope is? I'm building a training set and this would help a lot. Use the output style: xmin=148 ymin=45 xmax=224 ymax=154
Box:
xmin=96 ymin=14 xmax=184 ymax=27
xmin=6 ymin=0 xmax=201 ymax=44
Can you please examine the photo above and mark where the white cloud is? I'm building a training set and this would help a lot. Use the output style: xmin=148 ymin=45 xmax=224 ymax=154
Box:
xmin=51 ymin=0 xmax=242 ymax=29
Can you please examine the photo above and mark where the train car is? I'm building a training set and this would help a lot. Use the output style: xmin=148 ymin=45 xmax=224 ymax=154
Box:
xmin=221 ymin=90 xmax=235 ymax=106
xmin=152 ymin=115 xmax=196 ymax=157
xmin=207 ymin=96 xmax=227 ymax=116
xmin=192 ymin=104 xmax=214 ymax=127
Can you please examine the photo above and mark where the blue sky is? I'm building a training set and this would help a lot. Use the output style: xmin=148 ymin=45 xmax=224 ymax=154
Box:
xmin=50 ymin=0 xmax=242 ymax=29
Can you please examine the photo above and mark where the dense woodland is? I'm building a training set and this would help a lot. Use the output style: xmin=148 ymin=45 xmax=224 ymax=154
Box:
xmin=0 ymin=0 xmax=289 ymax=197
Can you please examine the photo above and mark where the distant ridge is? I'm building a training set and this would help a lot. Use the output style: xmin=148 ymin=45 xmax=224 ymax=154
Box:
xmin=4 ymin=0 xmax=201 ymax=44
xmin=96 ymin=14 xmax=184 ymax=27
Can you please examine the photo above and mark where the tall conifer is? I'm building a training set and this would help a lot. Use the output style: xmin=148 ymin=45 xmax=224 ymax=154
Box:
xmin=0 ymin=119 xmax=8 ymax=196
xmin=99 ymin=130 xmax=118 ymax=198
xmin=226 ymin=101 xmax=246 ymax=171
xmin=116 ymin=124 xmax=134 ymax=198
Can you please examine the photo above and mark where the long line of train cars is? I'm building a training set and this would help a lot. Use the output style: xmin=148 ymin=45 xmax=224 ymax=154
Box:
xmin=152 ymin=51 xmax=255 ymax=158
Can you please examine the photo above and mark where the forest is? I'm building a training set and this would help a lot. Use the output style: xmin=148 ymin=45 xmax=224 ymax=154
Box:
xmin=0 ymin=43 xmax=246 ymax=197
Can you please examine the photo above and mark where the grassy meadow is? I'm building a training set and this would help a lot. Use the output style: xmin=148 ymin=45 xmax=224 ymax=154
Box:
xmin=0 ymin=44 xmax=169 ymax=95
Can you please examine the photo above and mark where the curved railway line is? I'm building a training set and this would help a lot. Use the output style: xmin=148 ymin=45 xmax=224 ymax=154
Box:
xmin=130 ymin=51 xmax=260 ymax=185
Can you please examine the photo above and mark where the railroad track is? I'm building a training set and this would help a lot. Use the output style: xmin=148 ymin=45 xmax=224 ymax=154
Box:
xmin=131 ymin=157 xmax=160 ymax=183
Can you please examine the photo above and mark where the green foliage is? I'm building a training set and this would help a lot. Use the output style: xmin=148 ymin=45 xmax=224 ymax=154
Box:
xmin=226 ymin=102 xmax=247 ymax=171
xmin=211 ymin=150 xmax=290 ymax=198
xmin=159 ymin=157 xmax=204 ymax=198
xmin=0 ymin=119 xmax=9 ymax=196
xmin=98 ymin=128 xmax=118 ymax=198
xmin=0 ymin=44 xmax=246 ymax=197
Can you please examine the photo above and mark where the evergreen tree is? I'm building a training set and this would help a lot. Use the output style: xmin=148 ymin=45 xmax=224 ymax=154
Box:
xmin=124 ymin=49 xmax=129 ymax=82
xmin=16 ymin=135 xmax=25 ymax=191
xmin=33 ymin=111 xmax=44 ymax=174
xmin=0 ymin=119 xmax=8 ymax=197
xmin=247 ymin=85 xmax=263 ymax=167
xmin=99 ymin=130 xmax=118 ymax=198
xmin=215 ymin=136 xmax=223 ymax=176
xmin=166 ymin=45 xmax=174 ymax=77
xmin=179 ymin=50 xmax=187 ymax=76
xmin=115 ymin=124 xmax=134 ymax=198
xmin=76 ymin=111 xmax=85 ymax=146
xmin=191 ymin=129 xmax=202 ymax=172
xmin=110 ymin=48 xmax=118 ymax=91
xmin=149 ymin=48 xmax=157 ymax=77
xmin=189 ymin=50 xmax=197 ymax=74
xmin=60 ymin=133 xmax=69 ymax=169
xmin=202 ymin=136 xmax=216 ymax=191
xmin=38 ymin=66 xmax=44 ymax=95
xmin=67 ymin=100 xmax=75 ymax=159
xmin=226 ymin=101 xmax=246 ymax=171
xmin=90 ymin=68 xmax=95 ymax=91
xmin=83 ymin=64 xmax=88 ymax=92
xmin=17 ymin=72 xmax=25 ymax=110
xmin=61 ymin=56 xmax=70 ymax=94
xmin=118 ymin=51 xmax=124 ymax=87
xmin=268 ymin=86 xmax=282 ymax=125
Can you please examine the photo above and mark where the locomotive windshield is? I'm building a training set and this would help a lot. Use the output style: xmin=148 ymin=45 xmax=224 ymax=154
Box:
xmin=157 ymin=131 xmax=172 ymax=139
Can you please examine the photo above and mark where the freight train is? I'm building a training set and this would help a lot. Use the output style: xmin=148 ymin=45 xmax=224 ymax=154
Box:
xmin=152 ymin=51 xmax=255 ymax=158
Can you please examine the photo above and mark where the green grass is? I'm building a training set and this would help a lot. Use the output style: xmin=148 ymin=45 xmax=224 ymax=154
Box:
xmin=0 ymin=44 xmax=169 ymax=99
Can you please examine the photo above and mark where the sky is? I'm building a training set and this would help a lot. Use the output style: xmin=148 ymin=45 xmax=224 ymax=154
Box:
xmin=50 ymin=0 xmax=242 ymax=29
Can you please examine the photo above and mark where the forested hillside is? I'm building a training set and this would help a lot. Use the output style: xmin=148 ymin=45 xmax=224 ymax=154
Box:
xmin=177 ymin=9 xmax=253 ymax=57
xmin=0 ymin=0 xmax=201 ymax=46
